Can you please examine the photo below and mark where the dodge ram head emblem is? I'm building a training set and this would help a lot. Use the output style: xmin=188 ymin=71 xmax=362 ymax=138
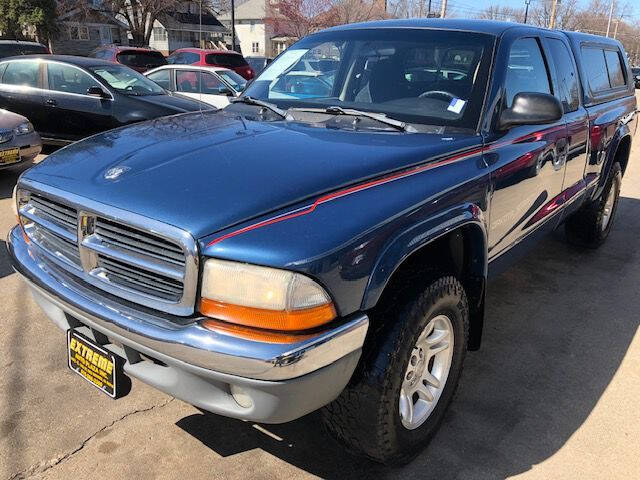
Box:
xmin=104 ymin=166 xmax=130 ymax=180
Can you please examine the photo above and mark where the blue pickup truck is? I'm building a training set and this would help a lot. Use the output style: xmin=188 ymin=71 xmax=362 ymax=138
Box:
xmin=8 ymin=19 xmax=637 ymax=464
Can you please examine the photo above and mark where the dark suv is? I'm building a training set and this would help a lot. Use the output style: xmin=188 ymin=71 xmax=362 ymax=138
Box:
xmin=9 ymin=20 xmax=637 ymax=464
xmin=89 ymin=45 xmax=167 ymax=73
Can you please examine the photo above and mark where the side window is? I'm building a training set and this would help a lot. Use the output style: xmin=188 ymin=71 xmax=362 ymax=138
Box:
xmin=167 ymin=53 xmax=179 ymax=64
xmin=2 ymin=61 xmax=40 ymax=88
xmin=200 ymin=73 xmax=226 ymax=94
xmin=547 ymin=39 xmax=580 ymax=112
xmin=176 ymin=70 xmax=199 ymax=92
xmin=505 ymin=38 xmax=551 ymax=108
xmin=183 ymin=52 xmax=200 ymax=64
xmin=581 ymin=47 xmax=610 ymax=93
xmin=604 ymin=49 xmax=625 ymax=88
xmin=147 ymin=69 xmax=171 ymax=90
xmin=47 ymin=63 xmax=98 ymax=95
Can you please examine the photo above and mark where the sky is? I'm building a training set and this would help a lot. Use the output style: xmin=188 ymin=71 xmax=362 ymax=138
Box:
xmin=444 ymin=0 xmax=639 ymax=21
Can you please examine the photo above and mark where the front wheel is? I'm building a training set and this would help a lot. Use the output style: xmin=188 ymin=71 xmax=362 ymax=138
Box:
xmin=321 ymin=276 xmax=468 ymax=464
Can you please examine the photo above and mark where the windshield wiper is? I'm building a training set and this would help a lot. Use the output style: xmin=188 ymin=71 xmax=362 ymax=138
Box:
xmin=290 ymin=106 xmax=414 ymax=132
xmin=230 ymin=96 xmax=286 ymax=118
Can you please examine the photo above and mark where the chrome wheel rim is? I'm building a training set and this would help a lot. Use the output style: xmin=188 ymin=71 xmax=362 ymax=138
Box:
xmin=601 ymin=186 xmax=616 ymax=231
xmin=399 ymin=314 xmax=454 ymax=430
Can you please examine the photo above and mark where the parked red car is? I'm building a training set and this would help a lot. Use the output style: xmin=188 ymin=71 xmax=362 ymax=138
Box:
xmin=167 ymin=48 xmax=254 ymax=80
xmin=89 ymin=45 xmax=167 ymax=73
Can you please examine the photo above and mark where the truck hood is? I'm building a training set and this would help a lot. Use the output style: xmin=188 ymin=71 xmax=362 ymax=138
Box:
xmin=22 ymin=110 xmax=480 ymax=240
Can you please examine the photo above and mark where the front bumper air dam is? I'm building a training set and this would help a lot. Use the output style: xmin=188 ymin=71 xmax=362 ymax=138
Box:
xmin=8 ymin=225 xmax=369 ymax=423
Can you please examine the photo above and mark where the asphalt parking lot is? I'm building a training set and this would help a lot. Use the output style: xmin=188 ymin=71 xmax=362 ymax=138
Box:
xmin=2 ymin=110 xmax=640 ymax=479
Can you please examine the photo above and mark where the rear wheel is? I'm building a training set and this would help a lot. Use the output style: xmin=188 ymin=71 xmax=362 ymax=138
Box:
xmin=321 ymin=276 xmax=468 ymax=464
xmin=565 ymin=162 xmax=621 ymax=248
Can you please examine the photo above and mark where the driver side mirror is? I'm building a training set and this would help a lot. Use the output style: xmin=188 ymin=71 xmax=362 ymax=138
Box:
xmin=87 ymin=86 xmax=109 ymax=99
xmin=499 ymin=92 xmax=563 ymax=130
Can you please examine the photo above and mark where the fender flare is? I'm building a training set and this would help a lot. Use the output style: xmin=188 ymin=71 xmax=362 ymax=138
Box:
xmin=594 ymin=124 xmax=632 ymax=199
xmin=361 ymin=202 xmax=488 ymax=311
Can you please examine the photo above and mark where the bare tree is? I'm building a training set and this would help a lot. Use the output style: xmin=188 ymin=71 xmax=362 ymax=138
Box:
xmin=474 ymin=5 xmax=525 ymax=23
xmin=529 ymin=0 xmax=580 ymax=29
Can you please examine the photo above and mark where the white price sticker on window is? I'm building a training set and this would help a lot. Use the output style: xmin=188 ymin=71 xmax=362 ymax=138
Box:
xmin=447 ymin=98 xmax=466 ymax=114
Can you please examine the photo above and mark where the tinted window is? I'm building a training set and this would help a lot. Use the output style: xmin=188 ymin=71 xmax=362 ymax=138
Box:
xmin=2 ymin=61 xmax=39 ymax=87
xmin=547 ymin=39 xmax=580 ymax=112
xmin=205 ymin=53 xmax=248 ymax=67
xmin=117 ymin=50 xmax=166 ymax=69
xmin=0 ymin=43 xmax=47 ymax=58
xmin=47 ymin=63 xmax=98 ymax=95
xmin=168 ymin=52 xmax=199 ymax=64
xmin=581 ymin=47 xmax=610 ymax=93
xmin=147 ymin=69 xmax=171 ymax=89
xmin=505 ymin=38 xmax=551 ymax=108
xmin=604 ymin=49 xmax=625 ymax=87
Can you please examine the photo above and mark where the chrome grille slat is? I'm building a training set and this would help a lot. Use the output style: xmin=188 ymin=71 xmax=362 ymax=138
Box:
xmin=94 ymin=219 xmax=183 ymax=255
xmin=98 ymin=256 xmax=183 ymax=293
xmin=18 ymin=184 xmax=196 ymax=315
xmin=82 ymin=235 xmax=184 ymax=281
xmin=27 ymin=225 xmax=81 ymax=268
xmin=95 ymin=226 xmax=185 ymax=264
xmin=20 ymin=209 xmax=77 ymax=243
xmin=30 ymin=196 xmax=77 ymax=230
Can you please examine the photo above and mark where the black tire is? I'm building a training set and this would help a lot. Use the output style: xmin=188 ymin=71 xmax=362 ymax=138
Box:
xmin=321 ymin=276 xmax=469 ymax=464
xmin=565 ymin=162 xmax=622 ymax=248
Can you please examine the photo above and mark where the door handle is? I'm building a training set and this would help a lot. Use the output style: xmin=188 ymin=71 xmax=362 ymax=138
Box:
xmin=45 ymin=99 xmax=57 ymax=106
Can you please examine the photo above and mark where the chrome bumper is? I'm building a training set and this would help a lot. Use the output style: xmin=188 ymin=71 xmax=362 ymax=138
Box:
xmin=8 ymin=225 xmax=368 ymax=382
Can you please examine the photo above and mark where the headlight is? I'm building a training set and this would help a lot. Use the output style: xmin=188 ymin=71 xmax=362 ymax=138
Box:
xmin=636 ymin=75 xmax=640 ymax=80
xmin=14 ymin=122 xmax=34 ymax=135
xmin=199 ymin=258 xmax=336 ymax=331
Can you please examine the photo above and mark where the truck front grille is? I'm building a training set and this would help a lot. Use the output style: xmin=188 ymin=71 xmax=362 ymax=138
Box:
xmin=18 ymin=186 xmax=198 ymax=316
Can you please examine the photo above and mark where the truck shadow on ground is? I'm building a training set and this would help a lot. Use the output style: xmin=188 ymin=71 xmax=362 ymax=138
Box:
xmin=177 ymin=196 xmax=640 ymax=480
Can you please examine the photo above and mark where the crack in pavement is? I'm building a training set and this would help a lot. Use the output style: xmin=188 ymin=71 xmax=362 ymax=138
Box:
xmin=7 ymin=397 xmax=175 ymax=480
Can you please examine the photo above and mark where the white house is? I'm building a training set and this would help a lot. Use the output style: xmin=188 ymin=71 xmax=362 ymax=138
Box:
xmin=148 ymin=2 xmax=229 ymax=55
xmin=219 ymin=0 xmax=274 ymax=57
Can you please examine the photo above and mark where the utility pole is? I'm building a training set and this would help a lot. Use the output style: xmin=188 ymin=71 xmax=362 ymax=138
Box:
xmin=524 ymin=0 xmax=531 ymax=24
xmin=606 ymin=0 xmax=615 ymax=37
xmin=613 ymin=19 xmax=620 ymax=39
xmin=549 ymin=0 xmax=559 ymax=29
xmin=427 ymin=0 xmax=432 ymax=17
xmin=440 ymin=0 xmax=448 ymax=18
xmin=231 ymin=0 xmax=236 ymax=52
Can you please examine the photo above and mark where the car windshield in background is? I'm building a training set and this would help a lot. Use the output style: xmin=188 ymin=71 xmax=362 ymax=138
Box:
xmin=91 ymin=65 xmax=166 ymax=96
xmin=0 ymin=44 xmax=47 ymax=58
xmin=243 ymin=28 xmax=495 ymax=129
xmin=117 ymin=51 xmax=167 ymax=69
xmin=206 ymin=53 xmax=248 ymax=67
xmin=218 ymin=70 xmax=247 ymax=91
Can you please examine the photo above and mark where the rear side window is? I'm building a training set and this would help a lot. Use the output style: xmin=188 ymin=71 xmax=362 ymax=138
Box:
xmin=604 ymin=49 xmax=625 ymax=87
xmin=547 ymin=39 xmax=580 ymax=112
xmin=581 ymin=47 xmax=611 ymax=93
xmin=205 ymin=53 xmax=248 ymax=67
xmin=117 ymin=51 xmax=166 ymax=69
xmin=2 ymin=61 xmax=39 ymax=88
xmin=505 ymin=38 xmax=551 ymax=108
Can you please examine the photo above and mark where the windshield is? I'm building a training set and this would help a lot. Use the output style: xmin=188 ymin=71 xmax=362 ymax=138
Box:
xmin=218 ymin=70 xmax=247 ymax=91
xmin=90 ymin=65 xmax=166 ymax=96
xmin=243 ymin=28 xmax=494 ymax=129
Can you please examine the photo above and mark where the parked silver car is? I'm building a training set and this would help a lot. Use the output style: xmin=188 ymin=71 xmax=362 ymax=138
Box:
xmin=0 ymin=109 xmax=41 ymax=168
